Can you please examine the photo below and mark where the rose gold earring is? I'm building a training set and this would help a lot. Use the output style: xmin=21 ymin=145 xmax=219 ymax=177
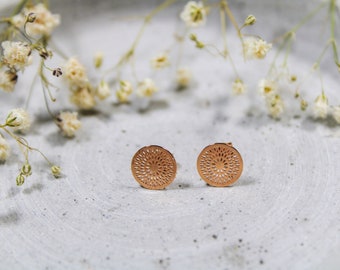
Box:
xmin=197 ymin=143 xmax=243 ymax=187
xmin=131 ymin=145 xmax=177 ymax=190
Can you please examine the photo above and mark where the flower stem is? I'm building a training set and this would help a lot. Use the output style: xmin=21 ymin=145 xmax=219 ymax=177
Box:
xmin=330 ymin=0 xmax=340 ymax=67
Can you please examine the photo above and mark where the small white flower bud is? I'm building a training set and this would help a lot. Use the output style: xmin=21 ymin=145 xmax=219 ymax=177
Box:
xmin=176 ymin=68 xmax=192 ymax=88
xmin=313 ymin=93 xmax=328 ymax=119
xmin=51 ymin=165 xmax=61 ymax=178
xmin=96 ymin=81 xmax=111 ymax=100
xmin=21 ymin=163 xmax=32 ymax=177
xmin=232 ymin=78 xmax=246 ymax=95
xmin=26 ymin=12 xmax=37 ymax=23
xmin=300 ymin=100 xmax=308 ymax=111
xmin=94 ymin=52 xmax=104 ymax=69
xmin=244 ymin=15 xmax=256 ymax=26
xmin=16 ymin=174 xmax=25 ymax=186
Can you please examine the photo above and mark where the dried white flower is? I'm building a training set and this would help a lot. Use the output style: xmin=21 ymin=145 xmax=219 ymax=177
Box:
xmin=64 ymin=58 xmax=89 ymax=89
xmin=266 ymin=94 xmax=284 ymax=119
xmin=232 ymin=78 xmax=246 ymax=95
xmin=313 ymin=93 xmax=328 ymax=119
xmin=116 ymin=80 xmax=133 ymax=103
xmin=176 ymin=68 xmax=192 ymax=88
xmin=5 ymin=108 xmax=31 ymax=131
xmin=0 ymin=135 xmax=10 ymax=162
xmin=137 ymin=78 xmax=157 ymax=97
xmin=180 ymin=1 xmax=207 ymax=27
xmin=151 ymin=53 xmax=170 ymax=69
xmin=244 ymin=37 xmax=272 ymax=59
xmin=258 ymin=79 xmax=277 ymax=96
xmin=70 ymin=88 xmax=96 ymax=110
xmin=0 ymin=70 xmax=17 ymax=92
xmin=56 ymin=111 xmax=81 ymax=137
xmin=96 ymin=80 xmax=111 ymax=100
xmin=12 ymin=3 xmax=60 ymax=36
xmin=1 ymin=41 xmax=32 ymax=70
xmin=332 ymin=106 xmax=340 ymax=124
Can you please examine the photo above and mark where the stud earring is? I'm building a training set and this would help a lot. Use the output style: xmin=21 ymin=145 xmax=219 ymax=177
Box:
xmin=131 ymin=145 xmax=177 ymax=190
xmin=197 ymin=143 xmax=243 ymax=187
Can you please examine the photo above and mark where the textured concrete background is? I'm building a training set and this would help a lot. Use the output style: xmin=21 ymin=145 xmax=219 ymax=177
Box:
xmin=0 ymin=0 xmax=339 ymax=269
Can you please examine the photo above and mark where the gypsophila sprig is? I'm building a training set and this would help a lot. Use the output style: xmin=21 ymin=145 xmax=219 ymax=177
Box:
xmin=0 ymin=108 xmax=60 ymax=185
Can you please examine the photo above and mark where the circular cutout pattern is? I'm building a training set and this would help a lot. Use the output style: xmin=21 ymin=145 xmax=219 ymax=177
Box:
xmin=197 ymin=143 xmax=243 ymax=187
xmin=131 ymin=145 xmax=177 ymax=190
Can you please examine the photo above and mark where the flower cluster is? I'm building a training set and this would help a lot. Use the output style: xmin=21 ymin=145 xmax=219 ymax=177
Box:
xmin=64 ymin=57 xmax=111 ymax=110
xmin=258 ymin=79 xmax=284 ymax=119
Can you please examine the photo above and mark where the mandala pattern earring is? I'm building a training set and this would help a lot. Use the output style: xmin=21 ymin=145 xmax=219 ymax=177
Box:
xmin=197 ymin=143 xmax=243 ymax=187
xmin=131 ymin=145 xmax=177 ymax=190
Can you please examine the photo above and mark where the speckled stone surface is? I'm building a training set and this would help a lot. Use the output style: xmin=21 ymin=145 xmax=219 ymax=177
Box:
xmin=0 ymin=1 xmax=339 ymax=269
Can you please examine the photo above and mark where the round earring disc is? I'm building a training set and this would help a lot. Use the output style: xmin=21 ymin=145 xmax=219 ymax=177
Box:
xmin=131 ymin=145 xmax=177 ymax=190
xmin=197 ymin=143 xmax=243 ymax=187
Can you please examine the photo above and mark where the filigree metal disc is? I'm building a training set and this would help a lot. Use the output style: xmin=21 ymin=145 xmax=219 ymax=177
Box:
xmin=131 ymin=145 xmax=177 ymax=190
xmin=197 ymin=143 xmax=243 ymax=187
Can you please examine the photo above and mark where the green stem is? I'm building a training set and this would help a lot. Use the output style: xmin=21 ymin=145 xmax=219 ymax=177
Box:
xmin=290 ymin=1 xmax=327 ymax=36
xmin=330 ymin=0 xmax=340 ymax=67
xmin=220 ymin=4 xmax=228 ymax=58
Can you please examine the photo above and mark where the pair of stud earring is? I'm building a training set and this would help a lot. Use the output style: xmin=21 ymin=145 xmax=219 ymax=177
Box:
xmin=131 ymin=143 xmax=243 ymax=190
